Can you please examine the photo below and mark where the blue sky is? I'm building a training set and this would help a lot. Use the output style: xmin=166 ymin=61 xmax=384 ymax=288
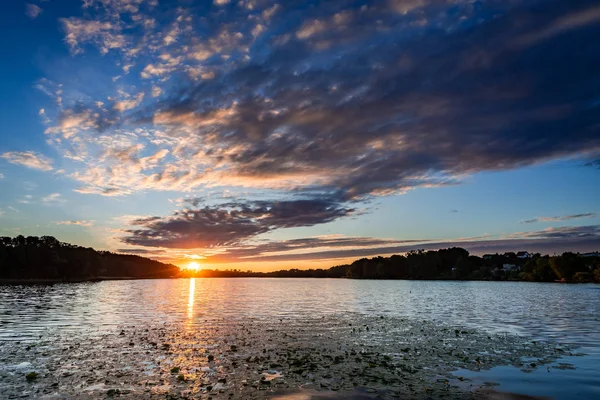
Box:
xmin=0 ymin=0 xmax=599 ymax=270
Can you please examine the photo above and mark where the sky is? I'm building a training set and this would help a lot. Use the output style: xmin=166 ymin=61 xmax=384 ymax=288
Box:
xmin=0 ymin=0 xmax=599 ymax=271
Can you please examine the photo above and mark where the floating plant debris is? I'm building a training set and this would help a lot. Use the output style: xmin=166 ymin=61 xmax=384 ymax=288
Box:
xmin=0 ymin=315 xmax=577 ymax=399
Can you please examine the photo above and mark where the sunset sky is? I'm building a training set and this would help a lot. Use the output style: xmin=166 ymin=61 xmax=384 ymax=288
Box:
xmin=0 ymin=0 xmax=599 ymax=271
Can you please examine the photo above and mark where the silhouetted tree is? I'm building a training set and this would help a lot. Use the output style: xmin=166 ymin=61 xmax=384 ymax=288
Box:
xmin=0 ymin=236 xmax=179 ymax=280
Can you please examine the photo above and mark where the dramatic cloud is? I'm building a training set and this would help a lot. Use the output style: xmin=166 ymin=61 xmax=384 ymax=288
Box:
xmin=122 ymin=197 xmax=355 ymax=248
xmin=522 ymin=213 xmax=598 ymax=224
xmin=41 ymin=0 xmax=600 ymax=201
xmin=121 ymin=198 xmax=600 ymax=262
xmin=1 ymin=151 xmax=53 ymax=171
xmin=24 ymin=0 xmax=600 ymax=260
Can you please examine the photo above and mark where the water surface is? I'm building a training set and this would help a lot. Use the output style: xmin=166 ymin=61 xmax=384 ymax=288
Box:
xmin=1 ymin=279 xmax=598 ymax=399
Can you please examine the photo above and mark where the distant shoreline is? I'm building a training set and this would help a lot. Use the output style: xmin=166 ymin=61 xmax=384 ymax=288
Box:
xmin=0 ymin=276 xmax=594 ymax=285
xmin=0 ymin=276 xmax=174 ymax=285
xmin=2 ymin=236 xmax=598 ymax=284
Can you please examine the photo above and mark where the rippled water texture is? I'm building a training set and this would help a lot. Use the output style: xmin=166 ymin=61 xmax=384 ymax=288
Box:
xmin=1 ymin=279 xmax=599 ymax=399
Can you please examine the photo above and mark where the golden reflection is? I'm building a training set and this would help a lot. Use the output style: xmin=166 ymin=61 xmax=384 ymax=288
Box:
xmin=187 ymin=278 xmax=195 ymax=322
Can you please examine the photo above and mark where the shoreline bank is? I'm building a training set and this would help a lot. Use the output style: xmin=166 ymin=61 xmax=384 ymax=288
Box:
xmin=1 ymin=276 xmax=596 ymax=285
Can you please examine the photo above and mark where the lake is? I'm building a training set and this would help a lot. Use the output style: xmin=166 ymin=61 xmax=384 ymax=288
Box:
xmin=1 ymin=279 xmax=599 ymax=399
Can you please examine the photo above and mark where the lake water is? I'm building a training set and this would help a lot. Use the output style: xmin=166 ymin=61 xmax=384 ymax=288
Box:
xmin=1 ymin=279 xmax=599 ymax=399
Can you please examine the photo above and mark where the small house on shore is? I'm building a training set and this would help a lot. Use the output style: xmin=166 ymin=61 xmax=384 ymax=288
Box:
xmin=516 ymin=251 xmax=532 ymax=259
xmin=582 ymin=252 xmax=600 ymax=257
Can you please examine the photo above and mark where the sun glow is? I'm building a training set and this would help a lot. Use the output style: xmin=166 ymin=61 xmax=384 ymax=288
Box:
xmin=187 ymin=261 xmax=200 ymax=272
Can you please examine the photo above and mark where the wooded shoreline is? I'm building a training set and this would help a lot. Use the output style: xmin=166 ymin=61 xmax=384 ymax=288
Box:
xmin=2 ymin=235 xmax=599 ymax=283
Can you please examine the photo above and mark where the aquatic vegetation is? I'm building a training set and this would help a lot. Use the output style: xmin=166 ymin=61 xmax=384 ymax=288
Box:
xmin=25 ymin=372 xmax=38 ymax=382
xmin=0 ymin=315 xmax=577 ymax=399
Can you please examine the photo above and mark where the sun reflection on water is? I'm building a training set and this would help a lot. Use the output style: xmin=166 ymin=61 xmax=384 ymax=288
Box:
xmin=187 ymin=278 xmax=195 ymax=323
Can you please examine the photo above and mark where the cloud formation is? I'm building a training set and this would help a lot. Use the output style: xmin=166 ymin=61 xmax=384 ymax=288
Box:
xmin=36 ymin=0 xmax=600 ymax=201
xmin=522 ymin=213 xmax=598 ymax=224
xmin=513 ymin=225 xmax=600 ymax=240
xmin=198 ymin=225 xmax=600 ymax=263
xmin=19 ymin=0 xmax=600 ymax=259
xmin=1 ymin=151 xmax=53 ymax=171
xmin=122 ymin=197 xmax=355 ymax=248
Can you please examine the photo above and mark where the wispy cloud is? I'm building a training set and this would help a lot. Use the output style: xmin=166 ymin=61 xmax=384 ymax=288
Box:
xmin=516 ymin=5 xmax=600 ymax=47
xmin=196 ymin=225 xmax=600 ymax=263
xmin=42 ymin=193 xmax=64 ymax=203
xmin=510 ymin=225 xmax=600 ymax=240
xmin=521 ymin=213 xmax=598 ymax=224
xmin=23 ymin=181 xmax=38 ymax=191
xmin=586 ymin=158 xmax=600 ymax=168
xmin=25 ymin=4 xmax=42 ymax=19
xmin=56 ymin=220 xmax=94 ymax=227
xmin=1 ymin=151 xmax=53 ymax=171
xmin=116 ymin=248 xmax=166 ymax=255
xmin=18 ymin=195 xmax=34 ymax=204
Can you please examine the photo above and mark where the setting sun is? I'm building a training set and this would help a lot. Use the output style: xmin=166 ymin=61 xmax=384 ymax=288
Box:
xmin=187 ymin=261 xmax=200 ymax=272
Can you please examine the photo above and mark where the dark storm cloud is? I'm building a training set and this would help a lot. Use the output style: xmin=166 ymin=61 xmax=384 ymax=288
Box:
xmin=121 ymin=197 xmax=355 ymax=248
xmin=147 ymin=0 xmax=600 ymax=200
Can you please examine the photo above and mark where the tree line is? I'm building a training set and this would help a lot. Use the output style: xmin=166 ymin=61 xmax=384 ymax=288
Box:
xmin=183 ymin=248 xmax=600 ymax=283
xmin=0 ymin=235 xmax=179 ymax=281
xmin=1 ymin=235 xmax=599 ymax=283
xmin=341 ymin=249 xmax=600 ymax=282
